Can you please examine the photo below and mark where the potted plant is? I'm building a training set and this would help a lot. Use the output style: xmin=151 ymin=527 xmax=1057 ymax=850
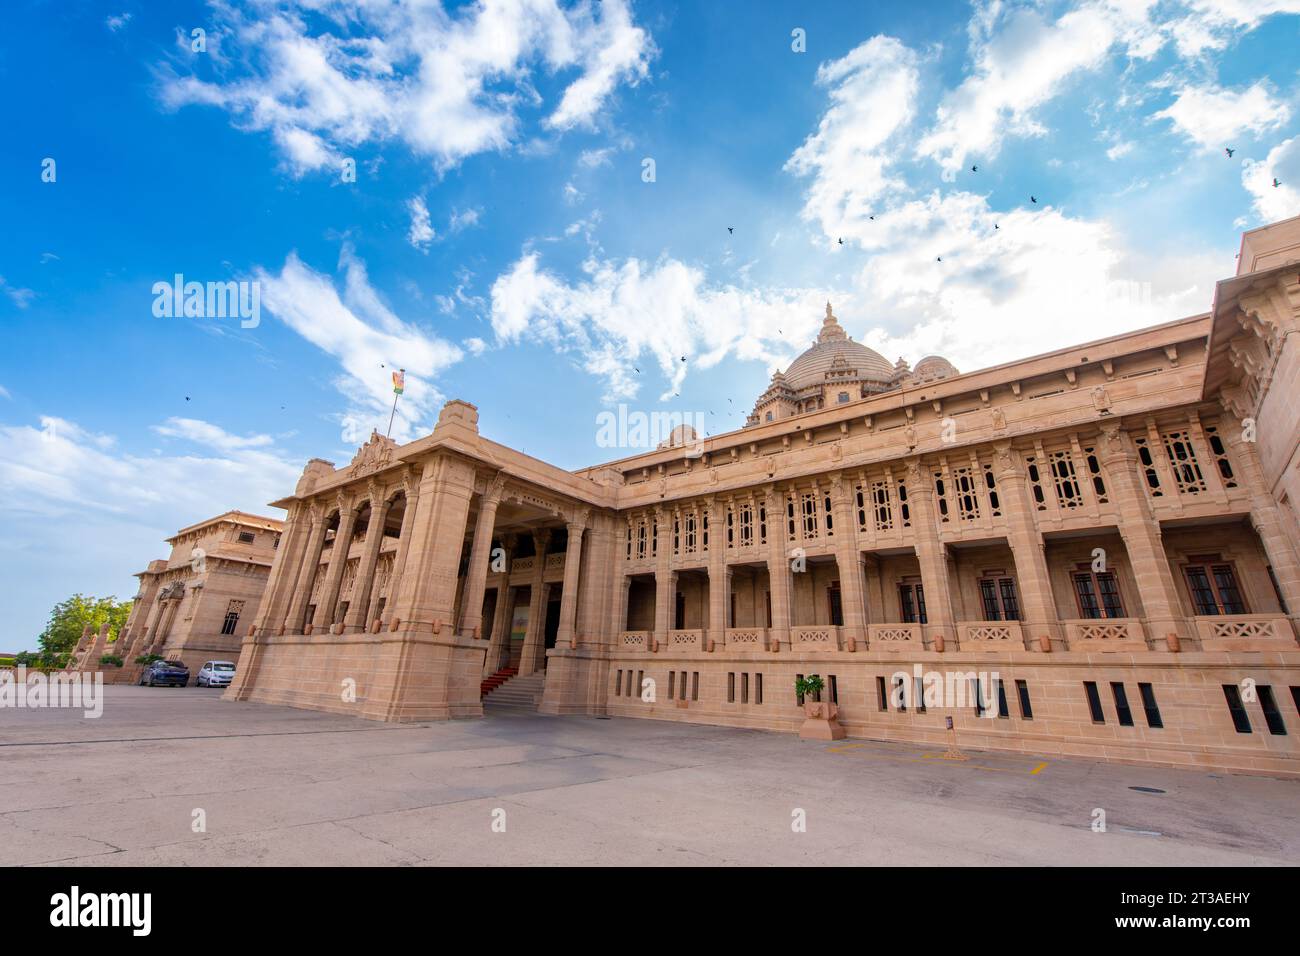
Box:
xmin=795 ymin=674 xmax=845 ymax=740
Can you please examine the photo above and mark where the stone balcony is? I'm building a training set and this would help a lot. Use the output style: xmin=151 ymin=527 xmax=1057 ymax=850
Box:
xmin=619 ymin=630 xmax=651 ymax=651
xmin=790 ymin=625 xmax=841 ymax=652
xmin=1063 ymin=618 xmax=1147 ymax=652
xmin=868 ymin=623 xmax=922 ymax=647
xmin=724 ymin=627 xmax=768 ymax=650
xmin=665 ymin=629 xmax=705 ymax=652
xmin=1193 ymin=614 xmax=1296 ymax=651
xmin=957 ymin=621 xmax=1023 ymax=650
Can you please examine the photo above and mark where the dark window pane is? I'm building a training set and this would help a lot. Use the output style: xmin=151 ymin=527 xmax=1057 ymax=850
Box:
xmin=1138 ymin=683 xmax=1163 ymax=728
xmin=1084 ymin=681 xmax=1105 ymax=723
xmin=1222 ymin=684 xmax=1252 ymax=733
xmin=1110 ymin=682 xmax=1134 ymax=726
xmin=1212 ymin=565 xmax=1246 ymax=614
xmin=1186 ymin=567 xmax=1218 ymax=615
xmin=1259 ymin=685 xmax=1287 ymax=736
xmin=1074 ymin=573 xmax=1101 ymax=619
xmin=1016 ymin=680 xmax=1033 ymax=720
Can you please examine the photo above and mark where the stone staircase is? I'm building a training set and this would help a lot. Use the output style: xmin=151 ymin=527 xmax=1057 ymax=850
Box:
xmin=480 ymin=665 xmax=517 ymax=697
xmin=481 ymin=672 xmax=546 ymax=712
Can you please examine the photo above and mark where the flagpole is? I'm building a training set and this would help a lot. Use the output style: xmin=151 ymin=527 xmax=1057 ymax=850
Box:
xmin=386 ymin=368 xmax=404 ymax=438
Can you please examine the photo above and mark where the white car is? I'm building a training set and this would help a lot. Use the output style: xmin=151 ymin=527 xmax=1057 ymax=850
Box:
xmin=195 ymin=660 xmax=237 ymax=688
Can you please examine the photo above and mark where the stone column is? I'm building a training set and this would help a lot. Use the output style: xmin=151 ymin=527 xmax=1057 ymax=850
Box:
xmin=381 ymin=475 xmax=421 ymax=627
xmin=993 ymin=442 xmax=1061 ymax=646
xmin=484 ymin=534 xmax=516 ymax=674
xmin=457 ymin=478 xmax=505 ymax=639
xmin=829 ymin=475 xmax=867 ymax=646
xmin=1223 ymin=417 xmax=1300 ymax=633
xmin=253 ymin=502 xmax=308 ymax=635
xmin=903 ymin=458 xmax=957 ymax=648
xmin=315 ymin=495 xmax=358 ymax=631
xmin=345 ymin=493 xmax=394 ymax=633
xmin=614 ymin=574 xmax=632 ymax=637
xmin=706 ymin=499 xmax=730 ymax=645
xmin=653 ymin=506 xmax=674 ymax=648
xmin=1097 ymin=423 xmax=1191 ymax=643
xmin=284 ymin=508 xmax=329 ymax=634
xmin=554 ymin=517 xmax=587 ymax=649
xmin=518 ymin=529 xmax=551 ymax=675
xmin=764 ymin=486 xmax=793 ymax=650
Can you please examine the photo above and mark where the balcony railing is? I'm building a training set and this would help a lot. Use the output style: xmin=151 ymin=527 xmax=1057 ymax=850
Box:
xmin=1194 ymin=614 xmax=1295 ymax=649
xmin=511 ymin=556 xmax=536 ymax=574
xmin=791 ymin=625 xmax=841 ymax=651
xmin=958 ymin=621 xmax=1023 ymax=648
xmin=724 ymin=627 xmax=767 ymax=649
xmin=619 ymin=630 xmax=651 ymax=650
xmin=868 ymin=623 xmax=921 ymax=645
xmin=666 ymin=629 xmax=704 ymax=651
xmin=1063 ymin=618 xmax=1147 ymax=651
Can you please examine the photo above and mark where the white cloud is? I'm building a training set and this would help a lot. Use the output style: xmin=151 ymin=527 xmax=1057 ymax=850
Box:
xmin=463 ymin=336 xmax=488 ymax=356
xmin=406 ymin=196 xmax=435 ymax=251
xmin=1243 ymin=136 xmax=1300 ymax=221
xmin=0 ymin=414 xmax=302 ymax=647
xmin=153 ymin=417 xmax=275 ymax=453
xmin=490 ymin=251 xmax=831 ymax=401
xmin=254 ymin=247 xmax=463 ymax=442
xmin=1155 ymin=81 xmax=1291 ymax=149
xmin=158 ymin=0 xmax=654 ymax=173
xmin=0 ymin=385 xmax=10 ymax=400
xmin=449 ymin=206 xmax=482 ymax=233
xmin=0 ymin=276 xmax=35 ymax=309
xmin=106 ymin=12 xmax=132 ymax=32
xmin=1106 ymin=140 xmax=1135 ymax=160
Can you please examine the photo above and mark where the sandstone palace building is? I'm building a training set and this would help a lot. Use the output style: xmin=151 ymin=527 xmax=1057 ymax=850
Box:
xmin=219 ymin=216 xmax=1300 ymax=777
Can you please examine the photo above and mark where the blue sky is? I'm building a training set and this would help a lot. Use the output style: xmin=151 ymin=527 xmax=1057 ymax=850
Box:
xmin=2 ymin=0 xmax=1299 ymax=648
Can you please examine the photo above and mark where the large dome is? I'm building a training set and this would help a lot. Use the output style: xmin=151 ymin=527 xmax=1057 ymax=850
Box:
xmin=782 ymin=303 xmax=894 ymax=391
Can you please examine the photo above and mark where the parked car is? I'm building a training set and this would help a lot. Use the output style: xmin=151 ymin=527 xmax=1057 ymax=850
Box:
xmin=196 ymin=660 xmax=237 ymax=688
xmin=138 ymin=658 xmax=189 ymax=687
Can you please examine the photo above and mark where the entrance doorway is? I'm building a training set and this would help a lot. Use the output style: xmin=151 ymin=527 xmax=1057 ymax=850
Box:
xmin=543 ymin=591 xmax=562 ymax=667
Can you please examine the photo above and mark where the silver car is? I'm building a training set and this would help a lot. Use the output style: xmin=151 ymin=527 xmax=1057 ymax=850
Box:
xmin=195 ymin=660 xmax=236 ymax=687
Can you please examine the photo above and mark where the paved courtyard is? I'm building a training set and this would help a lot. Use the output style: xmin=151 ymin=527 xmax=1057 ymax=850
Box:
xmin=1 ymin=686 xmax=1297 ymax=866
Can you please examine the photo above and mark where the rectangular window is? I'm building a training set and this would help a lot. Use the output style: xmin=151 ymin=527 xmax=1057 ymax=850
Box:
xmin=1073 ymin=570 xmax=1125 ymax=619
xmin=1222 ymin=684 xmax=1252 ymax=733
xmin=794 ymin=673 xmax=803 ymax=706
xmin=893 ymin=675 xmax=907 ymax=711
xmin=754 ymin=673 xmax=762 ymax=705
xmin=668 ymin=671 xmax=676 ymax=700
xmin=899 ymin=582 xmax=927 ymax=624
xmin=972 ymin=677 xmax=985 ymax=716
xmin=996 ymin=679 xmax=1009 ymax=718
xmin=1015 ymin=679 xmax=1033 ymax=720
xmin=876 ymin=675 xmax=887 ymax=711
xmin=1084 ymin=681 xmax=1105 ymax=723
xmin=680 ymin=671 xmax=688 ymax=702
xmin=979 ymin=576 xmax=1020 ymax=621
xmin=691 ymin=672 xmax=699 ymax=702
xmin=1185 ymin=562 xmax=1247 ymax=615
xmin=614 ymin=670 xmax=622 ymax=696
xmin=915 ymin=676 xmax=927 ymax=713
xmin=827 ymin=583 xmax=844 ymax=627
xmin=637 ymin=671 xmax=644 ymax=699
xmin=741 ymin=672 xmax=750 ymax=704
xmin=727 ymin=672 xmax=736 ymax=703
xmin=829 ymin=675 xmax=838 ymax=705
xmin=1258 ymin=685 xmax=1287 ymax=736
xmin=1138 ymin=683 xmax=1163 ymax=728
xmin=1110 ymin=682 xmax=1134 ymax=727
xmin=238 ymin=531 xmax=256 ymax=543
xmin=1292 ymin=686 xmax=1300 ymax=716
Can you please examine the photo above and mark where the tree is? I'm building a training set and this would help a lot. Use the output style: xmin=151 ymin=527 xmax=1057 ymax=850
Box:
xmin=33 ymin=594 xmax=133 ymax=668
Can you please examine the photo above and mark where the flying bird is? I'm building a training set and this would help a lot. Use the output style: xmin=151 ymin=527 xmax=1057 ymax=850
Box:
xmin=970 ymin=164 xmax=978 ymax=172
xmin=1030 ymin=195 xmax=1038 ymax=204
xmin=727 ymin=227 xmax=733 ymax=234
xmin=838 ymin=238 xmax=844 ymax=245
xmin=681 ymin=355 xmax=686 ymax=362
xmin=185 ymin=396 xmax=191 ymax=401
xmin=869 ymin=215 xmax=875 ymax=220
xmin=1274 ymin=178 xmax=1283 ymax=188
xmin=994 ymin=223 xmax=1000 ymax=230
xmin=1224 ymin=148 xmax=1235 ymax=158
xmin=936 ymin=256 xmax=942 ymax=262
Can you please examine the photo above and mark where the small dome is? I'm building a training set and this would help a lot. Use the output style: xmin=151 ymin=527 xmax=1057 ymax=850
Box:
xmin=657 ymin=423 xmax=698 ymax=449
xmin=913 ymin=355 xmax=958 ymax=382
xmin=782 ymin=303 xmax=894 ymax=391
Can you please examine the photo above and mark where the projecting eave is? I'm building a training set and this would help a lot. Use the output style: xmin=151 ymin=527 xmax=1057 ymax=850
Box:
xmin=1202 ymin=261 xmax=1300 ymax=400
xmin=587 ymin=313 xmax=1212 ymax=475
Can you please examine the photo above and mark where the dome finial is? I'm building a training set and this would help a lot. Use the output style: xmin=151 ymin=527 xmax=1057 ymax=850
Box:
xmin=817 ymin=301 xmax=846 ymax=342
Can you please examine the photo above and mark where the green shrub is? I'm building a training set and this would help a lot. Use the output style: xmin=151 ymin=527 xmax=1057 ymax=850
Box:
xmin=99 ymin=654 xmax=124 ymax=667
xmin=135 ymin=653 xmax=163 ymax=665
xmin=795 ymin=674 xmax=825 ymax=702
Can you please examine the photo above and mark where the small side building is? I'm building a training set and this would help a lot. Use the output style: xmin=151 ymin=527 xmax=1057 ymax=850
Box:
xmin=85 ymin=511 xmax=283 ymax=682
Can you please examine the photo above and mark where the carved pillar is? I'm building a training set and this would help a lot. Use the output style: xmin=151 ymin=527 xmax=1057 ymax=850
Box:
xmin=344 ymin=492 xmax=394 ymax=633
xmin=993 ymin=442 xmax=1061 ymax=646
xmin=484 ymin=534 xmax=516 ymax=674
xmin=381 ymin=475 xmax=421 ymax=627
xmin=764 ymin=486 xmax=792 ymax=650
xmin=315 ymin=495 xmax=358 ymax=631
xmin=284 ymin=507 xmax=328 ymax=634
xmin=253 ymin=502 xmax=307 ymax=635
xmin=555 ymin=516 xmax=587 ymax=649
xmin=706 ymin=499 xmax=729 ymax=644
xmin=458 ymin=477 xmax=505 ymax=639
xmin=1097 ymin=424 xmax=1191 ymax=643
xmin=519 ymin=529 xmax=551 ymax=676
xmin=614 ymin=574 xmax=632 ymax=637
xmin=1223 ymin=417 xmax=1300 ymax=634
xmin=829 ymin=475 xmax=867 ymax=645
xmin=903 ymin=458 xmax=956 ymax=648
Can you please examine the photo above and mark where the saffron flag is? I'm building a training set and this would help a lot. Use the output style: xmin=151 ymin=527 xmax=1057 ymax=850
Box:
xmin=392 ymin=369 xmax=405 ymax=395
